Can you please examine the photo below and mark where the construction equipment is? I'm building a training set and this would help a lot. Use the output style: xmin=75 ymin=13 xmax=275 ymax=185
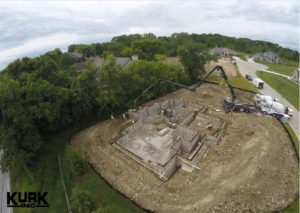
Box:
xmin=134 ymin=65 xmax=258 ymax=113
xmin=252 ymin=78 xmax=264 ymax=89
xmin=134 ymin=79 xmax=193 ymax=106
xmin=254 ymin=94 xmax=292 ymax=122
xmin=191 ymin=66 xmax=258 ymax=113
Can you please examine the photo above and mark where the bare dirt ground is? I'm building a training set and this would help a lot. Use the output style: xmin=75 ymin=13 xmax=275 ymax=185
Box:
xmin=205 ymin=60 xmax=237 ymax=77
xmin=71 ymin=84 xmax=298 ymax=213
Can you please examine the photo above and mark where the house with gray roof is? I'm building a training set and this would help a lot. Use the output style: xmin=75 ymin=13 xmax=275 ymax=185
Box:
xmin=74 ymin=56 xmax=133 ymax=72
xmin=254 ymin=51 xmax=280 ymax=63
xmin=115 ymin=57 xmax=131 ymax=68
xmin=210 ymin=47 xmax=239 ymax=57
xmin=66 ymin=51 xmax=84 ymax=61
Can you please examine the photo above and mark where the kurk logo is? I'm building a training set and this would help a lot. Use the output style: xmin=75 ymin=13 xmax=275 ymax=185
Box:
xmin=7 ymin=192 xmax=49 ymax=208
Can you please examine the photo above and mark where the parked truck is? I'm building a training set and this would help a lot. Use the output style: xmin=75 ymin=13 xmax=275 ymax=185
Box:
xmin=254 ymin=94 xmax=293 ymax=123
xmin=252 ymin=78 xmax=264 ymax=89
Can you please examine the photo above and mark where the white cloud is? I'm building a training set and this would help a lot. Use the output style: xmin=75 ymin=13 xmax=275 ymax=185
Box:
xmin=0 ymin=33 xmax=112 ymax=68
xmin=0 ymin=0 xmax=299 ymax=69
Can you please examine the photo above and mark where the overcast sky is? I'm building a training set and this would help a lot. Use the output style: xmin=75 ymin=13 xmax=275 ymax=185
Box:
xmin=0 ymin=0 xmax=299 ymax=69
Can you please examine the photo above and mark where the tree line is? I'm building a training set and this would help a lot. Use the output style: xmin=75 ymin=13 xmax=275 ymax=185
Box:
xmin=68 ymin=32 xmax=299 ymax=61
xmin=0 ymin=48 xmax=192 ymax=172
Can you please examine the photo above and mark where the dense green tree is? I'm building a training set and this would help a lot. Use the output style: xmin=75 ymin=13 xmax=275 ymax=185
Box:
xmin=97 ymin=55 xmax=126 ymax=112
xmin=101 ymin=42 xmax=125 ymax=56
xmin=178 ymin=43 xmax=207 ymax=82
xmin=60 ymin=53 xmax=77 ymax=69
xmin=91 ymin=205 xmax=120 ymax=213
xmin=65 ymin=146 xmax=88 ymax=176
xmin=0 ymin=74 xmax=42 ymax=171
xmin=171 ymin=32 xmax=193 ymax=47
xmin=132 ymin=38 xmax=163 ymax=60
xmin=71 ymin=187 xmax=93 ymax=213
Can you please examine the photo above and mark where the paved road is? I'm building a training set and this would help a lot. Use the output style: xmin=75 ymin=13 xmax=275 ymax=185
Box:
xmin=234 ymin=57 xmax=300 ymax=139
xmin=0 ymin=170 xmax=12 ymax=213
xmin=0 ymin=151 xmax=12 ymax=213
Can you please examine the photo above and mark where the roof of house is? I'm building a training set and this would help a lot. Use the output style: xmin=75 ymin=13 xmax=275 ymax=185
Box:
xmin=210 ymin=47 xmax=238 ymax=55
xmin=255 ymin=51 xmax=280 ymax=60
xmin=87 ymin=56 xmax=105 ymax=68
xmin=67 ymin=51 xmax=83 ymax=59
xmin=74 ymin=56 xmax=132 ymax=72
xmin=115 ymin=57 xmax=131 ymax=67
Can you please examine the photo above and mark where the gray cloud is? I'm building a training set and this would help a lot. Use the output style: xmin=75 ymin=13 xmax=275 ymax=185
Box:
xmin=0 ymin=0 xmax=298 ymax=69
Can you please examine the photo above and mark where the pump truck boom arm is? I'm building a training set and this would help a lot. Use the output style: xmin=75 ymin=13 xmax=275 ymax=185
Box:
xmin=133 ymin=79 xmax=193 ymax=106
xmin=191 ymin=65 xmax=236 ymax=103
xmin=134 ymin=65 xmax=256 ymax=113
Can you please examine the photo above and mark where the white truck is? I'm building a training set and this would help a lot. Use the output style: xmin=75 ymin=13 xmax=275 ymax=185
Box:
xmin=254 ymin=94 xmax=293 ymax=123
xmin=252 ymin=78 xmax=264 ymax=89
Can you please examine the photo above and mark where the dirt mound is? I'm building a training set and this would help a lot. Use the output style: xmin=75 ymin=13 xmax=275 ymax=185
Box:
xmin=71 ymin=84 xmax=298 ymax=213
xmin=205 ymin=60 xmax=237 ymax=77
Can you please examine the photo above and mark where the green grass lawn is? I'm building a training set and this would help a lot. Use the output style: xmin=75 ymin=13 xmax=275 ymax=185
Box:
xmin=256 ymin=59 xmax=299 ymax=76
xmin=284 ymin=200 xmax=299 ymax=213
xmin=284 ymin=123 xmax=300 ymax=155
xmin=11 ymin=129 xmax=144 ymax=213
xmin=283 ymin=123 xmax=299 ymax=213
xmin=256 ymin=71 xmax=299 ymax=110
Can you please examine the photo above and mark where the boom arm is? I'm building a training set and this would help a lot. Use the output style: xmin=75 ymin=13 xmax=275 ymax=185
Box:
xmin=134 ymin=79 xmax=193 ymax=106
xmin=134 ymin=65 xmax=237 ymax=106
xmin=192 ymin=65 xmax=236 ymax=103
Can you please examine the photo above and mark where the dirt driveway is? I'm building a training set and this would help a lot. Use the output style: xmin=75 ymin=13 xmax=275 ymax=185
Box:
xmin=205 ymin=59 xmax=237 ymax=77
xmin=71 ymin=84 xmax=298 ymax=213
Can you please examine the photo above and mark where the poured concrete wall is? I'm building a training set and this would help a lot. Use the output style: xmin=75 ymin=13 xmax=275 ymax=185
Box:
xmin=154 ymin=155 xmax=177 ymax=180
xmin=147 ymin=103 xmax=161 ymax=117
xmin=176 ymin=125 xmax=198 ymax=141
xmin=116 ymin=99 xmax=217 ymax=181
xmin=139 ymin=107 xmax=149 ymax=120
xmin=124 ymin=121 xmax=143 ymax=133
xmin=179 ymin=110 xmax=194 ymax=126
xmin=161 ymin=99 xmax=185 ymax=109
xmin=175 ymin=125 xmax=199 ymax=154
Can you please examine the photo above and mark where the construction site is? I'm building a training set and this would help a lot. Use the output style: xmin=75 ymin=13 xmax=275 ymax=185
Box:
xmin=71 ymin=82 xmax=298 ymax=212
xmin=113 ymin=99 xmax=226 ymax=180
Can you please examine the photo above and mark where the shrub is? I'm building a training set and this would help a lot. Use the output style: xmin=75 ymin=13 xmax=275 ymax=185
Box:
xmin=71 ymin=187 xmax=93 ymax=213
xmin=65 ymin=146 xmax=89 ymax=176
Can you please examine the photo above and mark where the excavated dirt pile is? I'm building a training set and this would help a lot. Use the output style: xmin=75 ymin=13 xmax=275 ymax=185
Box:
xmin=71 ymin=83 xmax=298 ymax=213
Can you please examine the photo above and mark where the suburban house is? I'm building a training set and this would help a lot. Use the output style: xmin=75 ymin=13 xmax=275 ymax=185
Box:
xmin=74 ymin=56 xmax=135 ymax=72
xmin=66 ymin=51 xmax=84 ymax=62
xmin=210 ymin=47 xmax=239 ymax=57
xmin=254 ymin=51 xmax=280 ymax=63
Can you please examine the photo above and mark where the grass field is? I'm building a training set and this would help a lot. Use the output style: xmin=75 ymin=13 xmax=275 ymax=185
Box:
xmin=256 ymin=59 xmax=299 ymax=76
xmin=284 ymin=123 xmax=300 ymax=155
xmin=284 ymin=200 xmax=299 ymax=213
xmin=256 ymin=71 xmax=299 ymax=110
xmin=11 ymin=129 xmax=143 ymax=213
xmin=283 ymin=123 xmax=299 ymax=213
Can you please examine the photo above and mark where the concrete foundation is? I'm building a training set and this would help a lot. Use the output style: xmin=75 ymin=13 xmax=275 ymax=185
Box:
xmin=113 ymin=99 xmax=226 ymax=180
